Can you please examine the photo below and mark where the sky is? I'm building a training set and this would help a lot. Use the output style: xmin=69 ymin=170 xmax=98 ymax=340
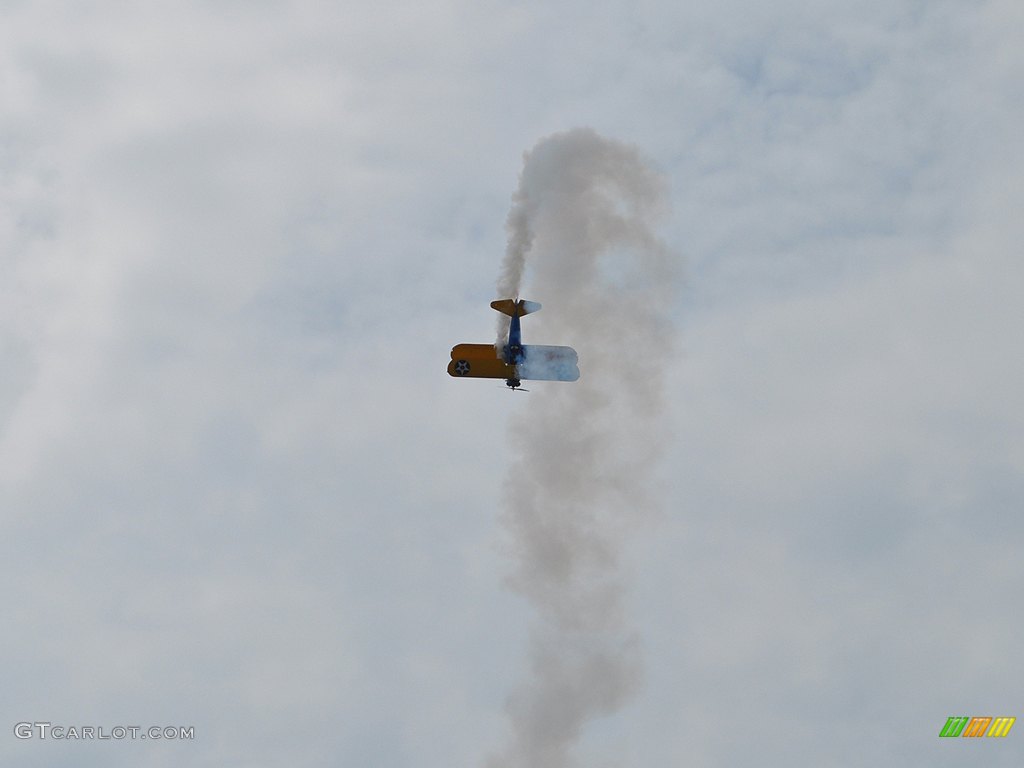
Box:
xmin=1 ymin=1 xmax=1023 ymax=766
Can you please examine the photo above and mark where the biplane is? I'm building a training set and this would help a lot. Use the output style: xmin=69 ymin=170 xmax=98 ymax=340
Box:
xmin=447 ymin=299 xmax=579 ymax=391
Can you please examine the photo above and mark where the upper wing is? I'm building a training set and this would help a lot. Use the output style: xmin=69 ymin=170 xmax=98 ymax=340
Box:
xmin=518 ymin=345 xmax=580 ymax=382
xmin=448 ymin=344 xmax=515 ymax=379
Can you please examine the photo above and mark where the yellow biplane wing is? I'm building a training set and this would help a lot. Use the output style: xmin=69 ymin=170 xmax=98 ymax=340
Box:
xmin=448 ymin=344 xmax=516 ymax=379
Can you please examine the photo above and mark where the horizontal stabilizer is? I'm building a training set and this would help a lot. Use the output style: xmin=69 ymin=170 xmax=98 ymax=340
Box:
xmin=490 ymin=299 xmax=541 ymax=317
xmin=518 ymin=345 xmax=580 ymax=382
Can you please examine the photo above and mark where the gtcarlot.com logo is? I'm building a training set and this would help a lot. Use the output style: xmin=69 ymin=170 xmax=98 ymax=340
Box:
xmin=14 ymin=722 xmax=194 ymax=741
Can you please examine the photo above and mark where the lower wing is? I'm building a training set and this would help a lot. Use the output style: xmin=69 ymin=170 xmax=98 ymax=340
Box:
xmin=519 ymin=345 xmax=580 ymax=382
xmin=448 ymin=344 xmax=515 ymax=379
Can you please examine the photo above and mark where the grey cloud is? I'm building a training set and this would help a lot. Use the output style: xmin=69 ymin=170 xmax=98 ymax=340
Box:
xmin=1 ymin=1 xmax=1022 ymax=766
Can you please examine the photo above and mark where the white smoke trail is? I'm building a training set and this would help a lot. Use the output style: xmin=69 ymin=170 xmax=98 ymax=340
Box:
xmin=494 ymin=178 xmax=537 ymax=347
xmin=487 ymin=129 xmax=678 ymax=768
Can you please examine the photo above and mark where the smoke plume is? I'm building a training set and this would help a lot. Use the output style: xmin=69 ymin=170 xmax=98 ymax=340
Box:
xmin=487 ymin=129 xmax=678 ymax=768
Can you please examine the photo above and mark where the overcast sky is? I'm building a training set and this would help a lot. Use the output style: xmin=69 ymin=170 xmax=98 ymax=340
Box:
xmin=2 ymin=1 xmax=1023 ymax=766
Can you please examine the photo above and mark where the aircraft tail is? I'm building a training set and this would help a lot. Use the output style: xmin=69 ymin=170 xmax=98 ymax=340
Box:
xmin=491 ymin=299 xmax=541 ymax=317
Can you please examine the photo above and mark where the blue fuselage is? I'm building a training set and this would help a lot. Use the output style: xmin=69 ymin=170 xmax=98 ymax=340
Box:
xmin=503 ymin=311 xmax=525 ymax=365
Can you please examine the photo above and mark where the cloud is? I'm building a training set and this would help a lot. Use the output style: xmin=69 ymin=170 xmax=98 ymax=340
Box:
xmin=0 ymin=0 xmax=1022 ymax=766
